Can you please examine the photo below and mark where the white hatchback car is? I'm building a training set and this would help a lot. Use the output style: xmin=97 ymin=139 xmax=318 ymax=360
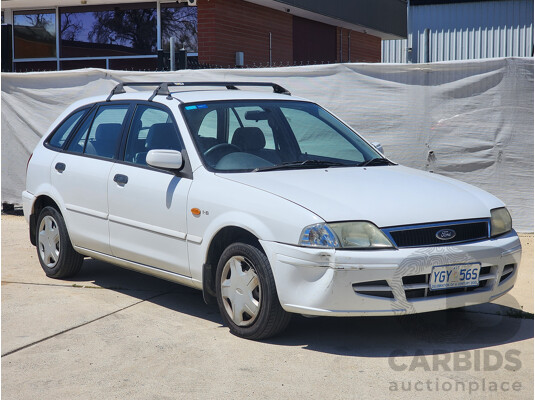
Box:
xmin=23 ymin=82 xmax=521 ymax=339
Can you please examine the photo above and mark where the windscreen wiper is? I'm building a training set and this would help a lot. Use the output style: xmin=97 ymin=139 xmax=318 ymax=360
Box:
xmin=360 ymin=158 xmax=395 ymax=167
xmin=253 ymin=159 xmax=350 ymax=172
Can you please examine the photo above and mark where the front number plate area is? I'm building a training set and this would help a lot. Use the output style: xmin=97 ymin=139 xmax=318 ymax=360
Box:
xmin=429 ymin=263 xmax=481 ymax=290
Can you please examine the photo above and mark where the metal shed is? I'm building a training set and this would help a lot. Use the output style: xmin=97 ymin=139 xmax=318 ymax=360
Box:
xmin=382 ymin=0 xmax=534 ymax=63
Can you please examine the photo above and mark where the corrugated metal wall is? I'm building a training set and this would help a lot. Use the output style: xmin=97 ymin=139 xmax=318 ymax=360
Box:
xmin=381 ymin=38 xmax=408 ymax=63
xmin=382 ymin=0 xmax=534 ymax=63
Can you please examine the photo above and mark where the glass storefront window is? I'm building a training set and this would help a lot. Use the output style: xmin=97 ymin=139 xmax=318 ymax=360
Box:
xmin=60 ymin=4 xmax=157 ymax=58
xmin=161 ymin=4 xmax=198 ymax=53
xmin=14 ymin=10 xmax=56 ymax=59
xmin=11 ymin=4 xmax=197 ymax=71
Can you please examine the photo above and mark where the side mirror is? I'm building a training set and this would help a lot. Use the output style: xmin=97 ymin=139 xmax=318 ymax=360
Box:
xmin=146 ymin=149 xmax=184 ymax=171
xmin=371 ymin=142 xmax=384 ymax=155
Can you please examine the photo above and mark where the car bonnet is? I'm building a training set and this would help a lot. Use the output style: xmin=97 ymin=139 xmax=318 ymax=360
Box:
xmin=216 ymin=165 xmax=504 ymax=227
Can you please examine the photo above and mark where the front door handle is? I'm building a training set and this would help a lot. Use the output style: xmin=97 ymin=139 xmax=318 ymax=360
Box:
xmin=113 ymin=174 xmax=128 ymax=185
xmin=55 ymin=162 xmax=66 ymax=173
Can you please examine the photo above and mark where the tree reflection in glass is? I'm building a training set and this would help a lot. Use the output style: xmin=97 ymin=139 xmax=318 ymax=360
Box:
xmin=162 ymin=6 xmax=198 ymax=53
xmin=14 ymin=11 xmax=56 ymax=58
xmin=59 ymin=5 xmax=198 ymax=57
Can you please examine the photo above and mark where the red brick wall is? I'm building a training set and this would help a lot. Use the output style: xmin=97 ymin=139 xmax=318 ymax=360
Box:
xmin=198 ymin=0 xmax=293 ymax=66
xmin=293 ymin=16 xmax=337 ymax=63
xmin=337 ymin=27 xmax=381 ymax=63
xmin=198 ymin=0 xmax=381 ymax=66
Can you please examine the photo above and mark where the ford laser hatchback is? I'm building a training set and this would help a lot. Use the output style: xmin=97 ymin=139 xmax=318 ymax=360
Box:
xmin=23 ymin=82 xmax=522 ymax=339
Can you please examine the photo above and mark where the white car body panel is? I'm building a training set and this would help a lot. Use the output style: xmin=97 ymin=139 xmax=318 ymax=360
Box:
xmin=51 ymin=152 xmax=114 ymax=254
xmin=107 ymin=163 xmax=192 ymax=277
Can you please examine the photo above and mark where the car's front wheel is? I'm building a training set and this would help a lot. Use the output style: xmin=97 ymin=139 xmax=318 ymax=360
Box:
xmin=215 ymin=243 xmax=291 ymax=339
xmin=36 ymin=206 xmax=83 ymax=279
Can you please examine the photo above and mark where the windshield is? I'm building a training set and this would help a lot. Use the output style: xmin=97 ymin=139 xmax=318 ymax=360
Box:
xmin=181 ymin=100 xmax=385 ymax=172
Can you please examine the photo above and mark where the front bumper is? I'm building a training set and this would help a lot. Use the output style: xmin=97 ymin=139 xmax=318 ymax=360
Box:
xmin=261 ymin=231 xmax=522 ymax=316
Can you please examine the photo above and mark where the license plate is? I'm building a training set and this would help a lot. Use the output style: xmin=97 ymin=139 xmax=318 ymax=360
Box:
xmin=429 ymin=263 xmax=481 ymax=290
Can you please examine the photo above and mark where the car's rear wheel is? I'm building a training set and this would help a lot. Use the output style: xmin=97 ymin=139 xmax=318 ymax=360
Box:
xmin=215 ymin=242 xmax=291 ymax=340
xmin=36 ymin=206 xmax=83 ymax=279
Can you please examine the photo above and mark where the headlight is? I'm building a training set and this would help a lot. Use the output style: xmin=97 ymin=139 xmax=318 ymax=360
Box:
xmin=299 ymin=223 xmax=340 ymax=248
xmin=491 ymin=207 xmax=512 ymax=237
xmin=299 ymin=222 xmax=394 ymax=249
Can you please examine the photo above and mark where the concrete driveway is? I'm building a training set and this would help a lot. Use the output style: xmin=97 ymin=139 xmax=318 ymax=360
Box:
xmin=2 ymin=214 xmax=533 ymax=399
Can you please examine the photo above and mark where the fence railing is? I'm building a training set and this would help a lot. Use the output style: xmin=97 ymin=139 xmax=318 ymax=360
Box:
xmin=5 ymin=56 xmax=379 ymax=73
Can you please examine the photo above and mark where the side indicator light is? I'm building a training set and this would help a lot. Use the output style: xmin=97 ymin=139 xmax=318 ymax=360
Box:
xmin=191 ymin=208 xmax=201 ymax=216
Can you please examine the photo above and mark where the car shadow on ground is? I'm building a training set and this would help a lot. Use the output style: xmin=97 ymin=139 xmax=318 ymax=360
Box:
xmin=74 ymin=258 xmax=533 ymax=357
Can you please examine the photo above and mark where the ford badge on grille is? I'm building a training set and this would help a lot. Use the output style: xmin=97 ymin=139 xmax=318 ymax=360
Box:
xmin=436 ymin=228 xmax=456 ymax=240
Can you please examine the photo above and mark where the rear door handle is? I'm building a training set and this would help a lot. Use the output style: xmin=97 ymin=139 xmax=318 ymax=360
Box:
xmin=55 ymin=162 xmax=66 ymax=173
xmin=113 ymin=174 xmax=128 ymax=185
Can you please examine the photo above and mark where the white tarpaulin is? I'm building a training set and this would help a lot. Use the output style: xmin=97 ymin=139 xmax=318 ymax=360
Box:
xmin=2 ymin=58 xmax=533 ymax=231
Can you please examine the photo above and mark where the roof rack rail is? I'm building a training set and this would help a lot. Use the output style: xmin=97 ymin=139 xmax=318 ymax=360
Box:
xmin=106 ymin=81 xmax=291 ymax=102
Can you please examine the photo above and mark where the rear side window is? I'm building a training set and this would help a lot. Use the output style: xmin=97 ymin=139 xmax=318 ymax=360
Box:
xmin=124 ymin=105 xmax=182 ymax=166
xmin=48 ymin=109 xmax=87 ymax=149
xmin=84 ymin=105 xmax=130 ymax=159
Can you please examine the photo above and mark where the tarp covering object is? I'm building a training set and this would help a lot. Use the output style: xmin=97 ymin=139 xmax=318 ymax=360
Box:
xmin=2 ymin=57 xmax=533 ymax=231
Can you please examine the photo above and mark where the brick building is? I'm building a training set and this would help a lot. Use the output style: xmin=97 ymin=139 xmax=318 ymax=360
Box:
xmin=1 ymin=0 xmax=406 ymax=72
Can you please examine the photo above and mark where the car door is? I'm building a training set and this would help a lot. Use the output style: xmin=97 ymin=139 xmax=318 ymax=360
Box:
xmin=107 ymin=103 xmax=192 ymax=277
xmin=51 ymin=102 xmax=132 ymax=254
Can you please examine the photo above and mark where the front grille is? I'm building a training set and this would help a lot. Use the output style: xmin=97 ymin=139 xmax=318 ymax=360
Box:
xmin=384 ymin=220 xmax=489 ymax=248
xmin=353 ymin=266 xmax=494 ymax=300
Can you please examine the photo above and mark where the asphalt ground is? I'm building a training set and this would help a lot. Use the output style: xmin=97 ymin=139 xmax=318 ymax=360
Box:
xmin=2 ymin=213 xmax=533 ymax=399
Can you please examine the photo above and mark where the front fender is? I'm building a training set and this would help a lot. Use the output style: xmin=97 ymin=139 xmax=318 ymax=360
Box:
xmin=185 ymin=169 xmax=323 ymax=283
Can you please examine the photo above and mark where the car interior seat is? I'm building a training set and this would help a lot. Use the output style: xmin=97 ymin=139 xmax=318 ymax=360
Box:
xmin=85 ymin=123 xmax=122 ymax=158
xmin=231 ymin=127 xmax=280 ymax=163
xmin=134 ymin=123 xmax=181 ymax=165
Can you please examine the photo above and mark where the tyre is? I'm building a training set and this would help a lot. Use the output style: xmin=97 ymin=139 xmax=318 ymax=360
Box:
xmin=215 ymin=242 xmax=291 ymax=340
xmin=36 ymin=206 xmax=83 ymax=279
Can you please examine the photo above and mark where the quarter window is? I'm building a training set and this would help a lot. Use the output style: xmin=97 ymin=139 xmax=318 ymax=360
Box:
xmin=48 ymin=109 xmax=87 ymax=149
xmin=66 ymin=109 xmax=94 ymax=153
xmin=124 ymin=105 xmax=181 ymax=166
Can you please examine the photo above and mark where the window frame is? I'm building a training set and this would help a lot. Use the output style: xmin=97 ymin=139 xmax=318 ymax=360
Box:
xmin=61 ymin=101 xmax=134 ymax=161
xmin=43 ymin=99 xmax=192 ymax=178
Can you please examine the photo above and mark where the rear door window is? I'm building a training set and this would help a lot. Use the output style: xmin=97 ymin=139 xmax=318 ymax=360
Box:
xmin=84 ymin=105 xmax=130 ymax=159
